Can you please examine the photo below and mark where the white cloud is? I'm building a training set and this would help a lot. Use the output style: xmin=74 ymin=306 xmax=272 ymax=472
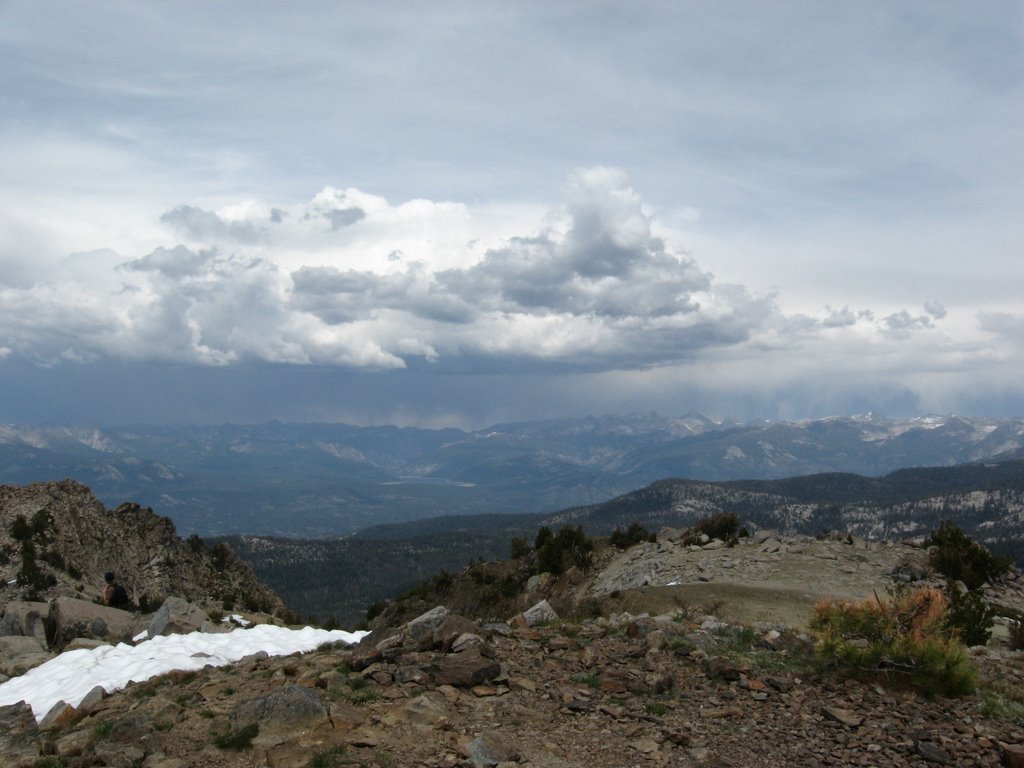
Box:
xmin=0 ymin=167 xmax=1018 ymax=422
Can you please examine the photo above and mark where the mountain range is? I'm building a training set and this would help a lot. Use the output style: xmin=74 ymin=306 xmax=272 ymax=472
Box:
xmin=2 ymin=413 xmax=1023 ymax=536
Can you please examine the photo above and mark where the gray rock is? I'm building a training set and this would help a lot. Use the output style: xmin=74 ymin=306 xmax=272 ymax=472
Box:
xmin=0 ymin=601 xmax=50 ymax=647
xmin=39 ymin=700 xmax=76 ymax=730
xmin=231 ymin=684 xmax=328 ymax=745
xmin=0 ymin=700 xmax=41 ymax=768
xmin=915 ymin=740 xmax=954 ymax=765
xmin=462 ymin=731 xmax=520 ymax=766
xmin=521 ymin=599 xmax=558 ymax=627
xmin=64 ymin=637 xmax=111 ymax=652
xmin=382 ymin=692 xmax=451 ymax=730
xmin=405 ymin=606 xmax=450 ymax=650
xmin=50 ymin=597 xmax=135 ymax=647
xmin=77 ymin=685 xmax=106 ymax=713
xmin=435 ymin=614 xmax=484 ymax=650
xmin=55 ymin=728 xmax=95 ymax=757
xmin=147 ymin=597 xmax=209 ymax=638
xmin=821 ymin=705 xmax=864 ymax=727
xmin=0 ymin=635 xmax=54 ymax=676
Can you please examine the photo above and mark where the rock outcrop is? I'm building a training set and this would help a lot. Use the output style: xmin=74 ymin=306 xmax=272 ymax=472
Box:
xmin=0 ymin=480 xmax=285 ymax=619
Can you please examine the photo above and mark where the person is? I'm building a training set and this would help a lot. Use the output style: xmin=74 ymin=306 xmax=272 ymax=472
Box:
xmin=103 ymin=572 xmax=129 ymax=607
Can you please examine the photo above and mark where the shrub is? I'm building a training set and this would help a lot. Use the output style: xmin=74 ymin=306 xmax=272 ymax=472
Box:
xmin=1009 ymin=618 xmax=1024 ymax=651
xmin=9 ymin=514 xmax=31 ymax=542
xmin=509 ymin=537 xmax=531 ymax=559
xmin=926 ymin=522 xmax=1011 ymax=590
xmin=213 ymin=723 xmax=258 ymax=750
xmin=694 ymin=512 xmax=740 ymax=544
xmin=809 ymin=587 xmax=976 ymax=697
xmin=210 ymin=542 xmax=232 ymax=572
xmin=365 ymin=601 xmax=387 ymax=623
xmin=609 ymin=522 xmax=655 ymax=550
xmin=534 ymin=526 xmax=553 ymax=551
xmin=308 ymin=746 xmax=348 ymax=768
xmin=945 ymin=586 xmax=994 ymax=647
xmin=536 ymin=525 xmax=593 ymax=575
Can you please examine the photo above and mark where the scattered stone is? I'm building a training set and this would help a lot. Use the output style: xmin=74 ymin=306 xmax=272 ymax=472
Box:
xmin=432 ymin=646 xmax=501 ymax=687
xmin=915 ymin=740 xmax=954 ymax=765
xmin=1002 ymin=742 xmax=1024 ymax=768
xmin=821 ymin=705 xmax=864 ymax=728
xmin=382 ymin=693 xmax=450 ymax=730
xmin=460 ymin=732 xmax=520 ymax=766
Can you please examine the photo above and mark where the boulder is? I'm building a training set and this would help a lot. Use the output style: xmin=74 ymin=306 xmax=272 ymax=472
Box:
xmin=0 ymin=701 xmax=41 ymax=768
xmin=147 ymin=597 xmax=210 ymax=638
xmin=435 ymin=614 xmax=484 ymax=650
xmin=432 ymin=646 xmax=501 ymax=687
xmin=231 ymin=684 xmax=328 ymax=746
xmin=0 ymin=635 xmax=55 ymax=676
xmin=39 ymin=700 xmax=77 ymax=731
xmin=405 ymin=606 xmax=450 ymax=650
xmin=0 ymin=601 xmax=50 ymax=647
xmin=519 ymin=599 xmax=558 ymax=627
xmin=50 ymin=597 xmax=135 ymax=647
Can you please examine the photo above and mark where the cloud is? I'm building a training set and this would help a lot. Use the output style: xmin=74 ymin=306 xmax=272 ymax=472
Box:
xmin=160 ymin=206 xmax=268 ymax=244
xmin=0 ymin=168 xmax=1013 ymax=389
xmin=122 ymin=245 xmax=212 ymax=279
xmin=882 ymin=310 xmax=933 ymax=337
xmin=924 ymin=300 xmax=947 ymax=320
xmin=822 ymin=305 xmax=857 ymax=328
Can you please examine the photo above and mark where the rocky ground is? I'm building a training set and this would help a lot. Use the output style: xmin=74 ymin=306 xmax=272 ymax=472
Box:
xmin=4 ymin=518 xmax=1024 ymax=768
xmin=2 ymin=598 xmax=1024 ymax=768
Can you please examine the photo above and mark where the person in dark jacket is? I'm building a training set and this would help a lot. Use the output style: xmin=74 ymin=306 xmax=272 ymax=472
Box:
xmin=103 ymin=572 xmax=129 ymax=607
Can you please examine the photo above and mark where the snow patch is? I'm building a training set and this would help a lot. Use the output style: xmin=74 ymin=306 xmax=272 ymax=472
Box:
xmin=0 ymin=624 xmax=367 ymax=721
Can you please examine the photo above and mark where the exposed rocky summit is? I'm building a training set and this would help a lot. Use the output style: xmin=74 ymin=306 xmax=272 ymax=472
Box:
xmin=0 ymin=602 xmax=1022 ymax=767
xmin=0 ymin=479 xmax=285 ymax=621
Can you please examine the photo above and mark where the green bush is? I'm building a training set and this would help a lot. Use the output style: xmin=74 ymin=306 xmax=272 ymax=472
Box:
xmin=9 ymin=514 xmax=31 ymax=542
xmin=536 ymin=526 xmax=593 ymax=575
xmin=926 ymin=522 xmax=1011 ymax=590
xmin=534 ymin=526 xmax=554 ymax=551
xmin=308 ymin=746 xmax=348 ymax=768
xmin=213 ymin=723 xmax=259 ymax=750
xmin=945 ymin=586 xmax=994 ymax=646
xmin=694 ymin=512 xmax=740 ymax=544
xmin=609 ymin=522 xmax=655 ymax=550
xmin=1009 ymin=618 xmax=1024 ymax=651
xmin=809 ymin=587 xmax=975 ymax=697
xmin=509 ymin=537 xmax=531 ymax=559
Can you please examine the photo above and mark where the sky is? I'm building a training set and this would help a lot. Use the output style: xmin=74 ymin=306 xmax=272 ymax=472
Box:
xmin=0 ymin=622 xmax=366 ymax=720
xmin=1 ymin=1 xmax=1022 ymax=428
